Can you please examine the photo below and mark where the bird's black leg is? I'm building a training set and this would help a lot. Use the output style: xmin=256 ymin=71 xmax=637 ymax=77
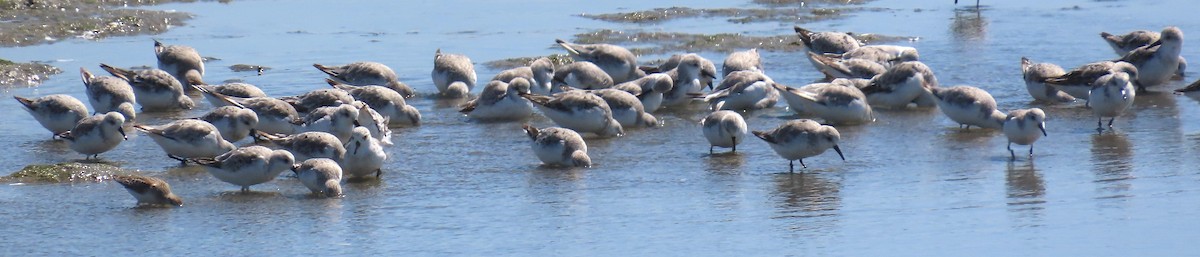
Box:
xmin=1008 ymin=142 xmax=1015 ymax=160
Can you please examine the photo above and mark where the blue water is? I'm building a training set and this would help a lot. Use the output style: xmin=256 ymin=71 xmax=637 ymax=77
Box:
xmin=1 ymin=0 xmax=1198 ymax=255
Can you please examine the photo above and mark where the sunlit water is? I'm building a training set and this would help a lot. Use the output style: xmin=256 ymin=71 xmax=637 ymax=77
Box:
xmin=1 ymin=0 xmax=1198 ymax=255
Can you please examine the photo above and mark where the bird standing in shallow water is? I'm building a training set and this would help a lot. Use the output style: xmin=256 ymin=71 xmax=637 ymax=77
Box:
xmin=753 ymin=119 xmax=845 ymax=172
xmin=113 ymin=175 xmax=183 ymax=207
xmin=701 ymin=110 xmax=748 ymax=154
xmin=1003 ymin=108 xmax=1047 ymax=160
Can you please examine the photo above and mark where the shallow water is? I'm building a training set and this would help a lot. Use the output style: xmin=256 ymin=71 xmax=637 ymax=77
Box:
xmin=2 ymin=0 xmax=1199 ymax=255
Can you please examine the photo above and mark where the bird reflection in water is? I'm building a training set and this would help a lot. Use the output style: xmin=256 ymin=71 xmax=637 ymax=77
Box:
xmin=703 ymin=152 xmax=745 ymax=174
xmin=1005 ymin=161 xmax=1045 ymax=228
xmin=951 ymin=6 xmax=988 ymax=43
xmin=772 ymin=172 xmax=841 ymax=223
xmin=1090 ymin=133 xmax=1134 ymax=205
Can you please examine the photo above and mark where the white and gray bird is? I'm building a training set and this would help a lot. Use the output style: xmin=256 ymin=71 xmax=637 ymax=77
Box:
xmin=328 ymin=79 xmax=421 ymax=127
xmin=256 ymin=131 xmax=346 ymax=162
xmin=493 ymin=57 xmax=556 ymax=95
xmin=753 ymin=119 xmax=845 ymax=172
xmin=1020 ymin=57 xmax=1075 ymax=103
xmin=701 ymin=110 xmax=748 ymax=153
xmin=1043 ymin=61 xmax=1140 ymax=101
xmin=80 ymin=68 xmax=137 ymax=121
xmin=58 ymin=112 xmax=127 ymax=159
xmin=432 ymin=49 xmax=477 ymax=98
xmin=612 ymin=73 xmax=673 ymax=113
xmin=1089 ymin=72 xmax=1136 ymax=132
xmin=794 ymin=26 xmax=862 ymax=55
xmin=198 ymin=106 xmax=259 ymax=143
xmin=521 ymin=91 xmax=624 ymax=137
xmin=153 ymin=39 xmax=204 ymax=92
xmin=100 ymin=64 xmax=194 ymax=111
xmin=1116 ymin=26 xmax=1183 ymax=88
xmin=14 ymin=94 xmax=89 ymax=137
xmin=112 ymin=175 xmax=183 ymax=207
xmin=775 ymin=81 xmax=874 ymax=125
xmin=722 ymin=48 xmax=763 ymax=77
xmin=314 ymin=61 xmax=415 ymax=98
xmin=523 ymin=125 xmax=591 ymax=167
xmin=702 ymin=70 xmax=778 ymax=111
xmin=662 ymin=54 xmax=718 ymax=108
xmin=292 ymin=158 xmax=343 ymax=197
xmin=199 ymin=89 xmax=301 ymax=135
xmin=655 ymin=53 xmax=718 ymax=89
xmin=1100 ymin=29 xmax=1187 ymax=79
xmin=1003 ymin=108 xmax=1048 ymax=160
xmin=280 ymin=89 xmax=354 ymax=114
xmin=350 ymin=102 xmax=393 ymax=146
xmin=134 ymin=119 xmax=236 ymax=162
xmin=556 ymin=39 xmax=642 ymax=84
xmin=930 ymin=85 xmax=1007 ymax=129
xmin=340 ymin=127 xmax=387 ymax=179
xmin=807 ymin=51 xmax=887 ymax=81
xmin=300 ymin=103 xmax=362 ymax=144
xmin=553 ymin=61 xmax=614 ymax=90
xmin=860 ymin=61 xmax=939 ymax=108
xmin=189 ymin=145 xmax=295 ymax=192
xmin=460 ymin=78 xmax=534 ymax=121
xmin=585 ymin=88 xmax=657 ymax=128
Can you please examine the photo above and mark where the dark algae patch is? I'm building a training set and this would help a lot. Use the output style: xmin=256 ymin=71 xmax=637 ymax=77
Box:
xmin=0 ymin=58 xmax=61 ymax=87
xmin=0 ymin=0 xmax=204 ymax=47
xmin=5 ymin=162 xmax=133 ymax=183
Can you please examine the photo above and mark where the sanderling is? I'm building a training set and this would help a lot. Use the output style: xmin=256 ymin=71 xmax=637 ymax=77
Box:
xmin=930 ymin=85 xmax=1007 ymax=129
xmin=753 ymin=119 xmax=845 ymax=172
xmin=860 ymin=61 xmax=939 ymax=108
xmin=701 ymin=110 xmax=748 ymax=153
xmin=300 ymin=103 xmax=361 ymax=143
xmin=198 ymin=106 xmax=259 ymax=143
xmin=198 ymin=88 xmax=301 ymax=135
xmin=521 ymin=91 xmax=624 ymax=137
xmin=1043 ymin=61 xmax=1139 ymax=100
xmin=280 ymin=89 xmax=354 ymax=113
xmin=328 ymin=79 xmax=420 ymax=127
xmin=134 ymin=119 xmax=236 ymax=162
xmin=662 ymin=54 xmax=717 ymax=108
xmin=460 ymin=78 xmax=534 ymax=121
xmin=587 ymin=88 xmax=657 ymax=128
xmin=556 ymin=39 xmax=642 ymax=84
xmin=835 ymin=45 xmax=921 ymax=66
xmin=1117 ymin=27 xmax=1183 ymax=88
xmin=154 ymin=40 xmax=204 ymax=91
xmin=340 ymin=127 xmax=387 ymax=179
xmin=1089 ymin=72 xmax=1136 ymax=132
xmin=775 ymin=82 xmax=874 ymax=125
xmin=14 ymin=94 xmax=89 ymax=136
xmin=314 ymin=61 xmax=415 ymax=98
xmin=58 ymin=112 xmax=127 ymax=159
xmin=80 ymin=68 xmax=137 ymax=121
xmin=186 ymin=77 xmax=267 ymax=100
xmin=350 ymin=102 xmax=393 ymax=146
xmin=807 ymin=51 xmax=886 ymax=80
xmin=703 ymin=70 xmax=778 ymax=111
xmin=493 ymin=57 xmax=556 ymax=95
xmin=1020 ymin=57 xmax=1075 ymax=103
xmin=793 ymin=26 xmax=861 ymax=54
xmin=256 ymin=131 xmax=346 ymax=162
xmin=613 ymin=73 xmax=673 ymax=112
xmin=1003 ymin=108 xmax=1047 ymax=160
xmin=655 ymin=54 xmax=718 ymax=91
xmin=292 ymin=158 xmax=343 ymax=197
xmin=522 ymin=125 xmax=591 ymax=167
xmin=190 ymin=145 xmax=295 ymax=192
xmin=100 ymin=63 xmax=194 ymax=111
xmin=432 ymin=49 xmax=477 ymax=98
xmin=723 ymin=48 xmax=763 ymax=77
xmin=1100 ymin=30 xmax=1160 ymax=56
xmin=112 ymin=174 xmax=182 ymax=207
xmin=553 ymin=61 xmax=614 ymax=90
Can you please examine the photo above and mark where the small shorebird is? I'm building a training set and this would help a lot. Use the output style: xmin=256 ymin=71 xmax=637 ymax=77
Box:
xmin=493 ymin=57 xmax=556 ymax=95
xmin=753 ymin=119 xmax=845 ymax=172
xmin=930 ymin=85 xmax=1007 ymax=129
xmin=190 ymin=145 xmax=295 ymax=192
xmin=154 ymin=40 xmax=204 ymax=93
xmin=280 ymin=89 xmax=354 ymax=113
xmin=793 ymin=26 xmax=861 ymax=55
xmin=198 ymin=106 xmax=259 ymax=143
xmin=135 ymin=119 xmax=236 ymax=162
xmin=460 ymin=78 xmax=534 ymax=121
xmin=523 ymin=125 xmax=591 ymax=167
xmin=80 ymin=68 xmax=137 ymax=121
xmin=653 ymin=54 xmax=717 ymax=89
xmin=860 ymin=61 xmax=939 ymax=108
xmin=256 ymin=131 xmax=346 ymax=162
xmin=1020 ymin=57 xmax=1075 ymax=103
xmin=299 ymin=103 xmax=361 ymax=144
xmin=522 ymin=91 xmax=624 ymax=137
xmin=113 ymin=174 xmax=183 ymax=207
xmin=701 ymin=110 xmax=748 ymax=153
xmin=328 ymin=79 xmax=421 ymax=126
xmin=340 ymin=127 xmax=386 ymax=179
xmin=432 ymin=49 xmax=477 ymax=98
xmin=1089 ymin=72 xmax=1136 ymax=132
xmin=556 ymin=39 xmax=642 ymax=84
xmin=722 ymin=48 xmax=763 ymax=77
xmin=1116 ymin=27 xmax=1183 ymax=88
xmin=1003 ymin=108 xmax=1048 ymax=160
xmin=198 ymin=88 xmax=301 ymax=135
xmin=14 ymin=94 xmax=89 ymax=137
xmin=314 ymin=61 xmax=415 ymax=98
xmin=59 ymin=112 xmax=127 ymax=159
xmin=293 ymin=158 xmax=343 ymax=197
xmin=1043 ymin=61 xmax=1139 ymax=100
xmin=702 ymin=70 xmax=778 ymax=111
xmin=613 ymin=73 xmax=673 ymax=113
xmin=553 ymin=61 xmax=614 ymax=90
xmin=100 ymin=63 xmax=194 ymax=111
xmin=775 ymin=81 xmax=874 ymax=125
xmin=807 ymin=51 xmax=886 ymax=80
xmin=662 ymin=54 xmax=717 ymax=108
xmin=582 ymin=88 xmax=658 ymax=128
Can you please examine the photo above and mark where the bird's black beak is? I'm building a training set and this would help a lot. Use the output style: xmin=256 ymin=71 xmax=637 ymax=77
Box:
xmin=1039 ymin=123 xmax=1047 ymax=137
xmin=119 ymin=127 xmax=128 ymax=140
xmin=353 ymin=141 xmax=361 ymax=155
xmin=833 ymin=145 xmax=845 ymax=161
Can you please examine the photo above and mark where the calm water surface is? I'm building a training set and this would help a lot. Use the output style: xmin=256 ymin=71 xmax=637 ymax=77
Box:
xmin=1 ymin=0 xmax=1199 ymax=255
